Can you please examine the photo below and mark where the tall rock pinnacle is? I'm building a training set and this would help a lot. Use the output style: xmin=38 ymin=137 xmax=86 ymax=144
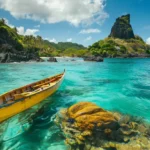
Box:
xmin=109 ymin=14 xmax=135 ymax=39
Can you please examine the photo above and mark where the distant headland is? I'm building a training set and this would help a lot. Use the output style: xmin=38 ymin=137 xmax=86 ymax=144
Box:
xmin=89 ymin=14 xmax=150 ymax=58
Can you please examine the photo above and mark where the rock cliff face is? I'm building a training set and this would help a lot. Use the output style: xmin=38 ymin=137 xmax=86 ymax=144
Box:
xmin=0 ymin=44 xmax=38 ymax=63
xmin=0 ymin=24 xmax=39 ymax=63
xmin=109 ymin=14 xmax=135 ymax=39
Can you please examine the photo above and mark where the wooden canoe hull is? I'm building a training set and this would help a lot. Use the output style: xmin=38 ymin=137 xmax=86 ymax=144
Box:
xmin=0 ymin=72 xmax=64 ymax=123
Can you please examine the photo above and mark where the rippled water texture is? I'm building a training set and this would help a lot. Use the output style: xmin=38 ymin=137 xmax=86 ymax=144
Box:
xmin=0 ymin=58 xmax=150 ymax=150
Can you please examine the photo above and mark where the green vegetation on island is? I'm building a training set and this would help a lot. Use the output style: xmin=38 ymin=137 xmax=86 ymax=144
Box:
xmin=40 ymin=41 xmax=87 ymax=57
xmin=0 ymin=14 xmax=150 ymax=63
xmin=89 ymin=36 xmax=150 ymax=58
xmin=0 ymin=18 xmax=87 ymax=62
xmin=88 ymin=14 xmax=150 ymax=58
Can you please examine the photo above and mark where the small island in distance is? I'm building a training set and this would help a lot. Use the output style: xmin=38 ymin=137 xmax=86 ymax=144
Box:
xmin=89 ymin=14 xmax=150 ymax=58
xmin=0 ymin=14 xmax=150 ymax=63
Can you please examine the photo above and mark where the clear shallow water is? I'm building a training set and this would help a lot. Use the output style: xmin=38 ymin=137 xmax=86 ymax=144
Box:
xmin=0 ymin=58 xmax=150 ymax=150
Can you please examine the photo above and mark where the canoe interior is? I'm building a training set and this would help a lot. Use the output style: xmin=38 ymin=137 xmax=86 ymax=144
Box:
xmin=0 ymin=72 xmax=64 ymax=108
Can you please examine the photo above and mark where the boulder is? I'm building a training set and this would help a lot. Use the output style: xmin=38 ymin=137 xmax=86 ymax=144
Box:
xmin=71 ymin=59 xmax=76 ymax=61
xmin=55 ymin=102 xmax=150 ymax=150
xmin=36 ymin=58 xmax=45 ymax=62
xmin=67 ymin=102 xmax=118 ymax=130
xmin=47 ymin=57 xmax=57 ymax=62
xmin=84 ymin=56 xmax=103 ymax=62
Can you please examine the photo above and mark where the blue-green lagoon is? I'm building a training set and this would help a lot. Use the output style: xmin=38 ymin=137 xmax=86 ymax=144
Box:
xmin=0 ymin=58 xmax=150 ymax=150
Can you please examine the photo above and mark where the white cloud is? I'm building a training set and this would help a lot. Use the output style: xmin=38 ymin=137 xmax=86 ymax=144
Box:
xmin=49 ymin=38 xmax=58 ymax=43
xmin=67 ymin=38 xmax=72 ymax=42
xmin=3 ymin=18 xmax=14 ymax=28
xmin=35 ymin=24 xmax=40 ymax=28
xmin=85 ymin=36 xmax=92 ymax=41
xmin=44 ymin=38 xmax=58 ymax=43
xmin=25 ymin=28 xmax=39 ymax=35
xmin=0 ymin=18 xmax=39 ymax=36
xmin=0 ymin=0 xmax=108 ymax=26
xmin=17 ymin=26 xmax=39 ymax=36
xmin=146 ymin=37 xmax=150 ymax=45
xmin=17 ymin=26 xmax=24 ymax=35
xmin=79 ymin=28 xmax=101 ymax=34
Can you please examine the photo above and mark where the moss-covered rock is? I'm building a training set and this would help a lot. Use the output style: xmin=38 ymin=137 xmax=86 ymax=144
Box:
xmin=67 ymin=102 xmax=118 ymax=130
xmin=55 ymin=102 xmax=150 ymax=150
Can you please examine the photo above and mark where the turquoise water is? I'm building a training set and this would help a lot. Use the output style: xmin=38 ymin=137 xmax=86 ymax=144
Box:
xmin=0 ymin=58 xmax=150 ymax=149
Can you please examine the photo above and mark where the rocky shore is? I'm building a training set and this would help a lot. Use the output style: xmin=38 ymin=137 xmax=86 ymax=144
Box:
xmin=0 ymin=45 xmax=58 ymax=63
xmin=108 ymin=53 xmax=150 ymax=58
xmin=0 ymin=44 xmax=40 ymax=63
xmin=55 ymin=102 xmax=150 ymax=150
xmin=84 ymin=56 xmax=103 ymax=62
xmin=47 ymin=57 xmax=57 ymax=62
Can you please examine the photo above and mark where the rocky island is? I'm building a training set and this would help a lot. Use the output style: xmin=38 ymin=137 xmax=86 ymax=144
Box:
xmin=88 ymin=14 xmax=150 ymax=58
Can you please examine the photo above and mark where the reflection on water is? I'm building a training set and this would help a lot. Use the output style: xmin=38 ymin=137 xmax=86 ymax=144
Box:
xmin=0 ymin=58 xmax=150 ymax=149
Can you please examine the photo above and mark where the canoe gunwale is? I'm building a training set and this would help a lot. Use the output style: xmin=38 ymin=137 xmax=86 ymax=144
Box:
xmin=0 ymin=72 xmax=64 ymax=97
xmin=0 ymin=71 xmax=65 ymax=109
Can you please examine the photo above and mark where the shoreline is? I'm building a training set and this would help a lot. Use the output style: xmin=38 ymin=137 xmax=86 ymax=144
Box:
xmin=0 ymin=56 xmax=150 ymax=64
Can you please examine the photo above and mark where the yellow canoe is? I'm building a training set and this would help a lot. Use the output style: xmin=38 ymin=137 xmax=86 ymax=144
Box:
xmin=0 ymin=70 xmax=65 ymax=123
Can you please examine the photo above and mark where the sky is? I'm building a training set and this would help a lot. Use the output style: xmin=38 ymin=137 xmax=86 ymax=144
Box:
xmin=0 ymin=0 xmax=150 ymax=47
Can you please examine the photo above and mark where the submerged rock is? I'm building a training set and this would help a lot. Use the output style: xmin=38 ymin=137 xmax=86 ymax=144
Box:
xmin=55 ymin=102 xmax=150 ymax=150
xmin=67 ymin=102 xmax=118 ymax=130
